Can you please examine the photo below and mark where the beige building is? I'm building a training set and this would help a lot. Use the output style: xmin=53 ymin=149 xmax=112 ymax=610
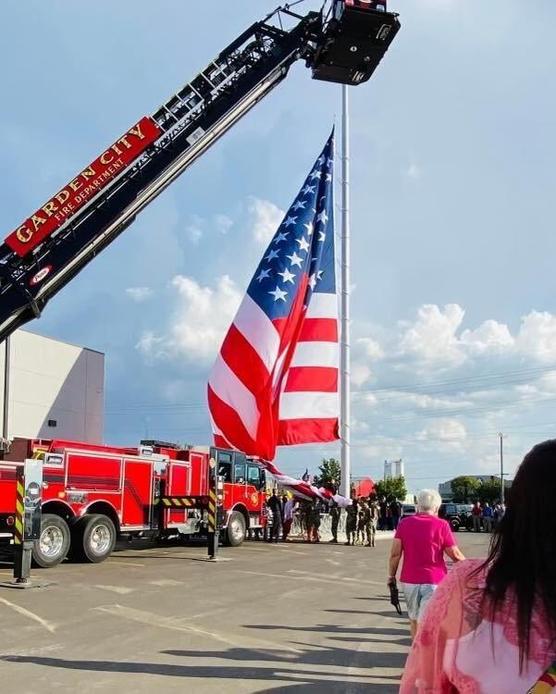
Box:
xmin=0 ymin=330 xmax=104 ymax=444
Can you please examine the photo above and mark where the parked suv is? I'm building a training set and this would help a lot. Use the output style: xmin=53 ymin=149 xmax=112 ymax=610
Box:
xmin=439 ymin=502 xmax=473 ymax=532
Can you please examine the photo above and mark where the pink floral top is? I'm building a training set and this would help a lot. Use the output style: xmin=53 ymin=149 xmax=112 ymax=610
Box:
xmin=400 ymin=559 xmax=555 ymax=693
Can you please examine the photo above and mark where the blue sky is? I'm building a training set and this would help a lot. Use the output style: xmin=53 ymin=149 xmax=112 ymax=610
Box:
xmin=3 ymin=0 xmax=556 ymax=490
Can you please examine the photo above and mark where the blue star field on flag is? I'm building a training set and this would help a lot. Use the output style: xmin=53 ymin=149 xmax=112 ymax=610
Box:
xmin=246 ymin=132 xmax=335 ymax=320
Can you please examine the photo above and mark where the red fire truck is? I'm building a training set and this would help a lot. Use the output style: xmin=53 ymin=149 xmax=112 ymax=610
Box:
xmin=0 ymin=437 xmax=266 ymax=567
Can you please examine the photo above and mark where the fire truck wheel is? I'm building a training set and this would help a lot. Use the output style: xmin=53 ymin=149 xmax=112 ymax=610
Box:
xmin=74 ymin=514 xmax=117 ymax=563
xmin=226 ymin=511 xmax=246 ymax=547
xmin=32 ymin=514 xmax=71 ymax=568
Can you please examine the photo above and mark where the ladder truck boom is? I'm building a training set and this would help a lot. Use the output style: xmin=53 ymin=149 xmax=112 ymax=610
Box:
xmin=0 ymin=2 xmax=400 ymax=342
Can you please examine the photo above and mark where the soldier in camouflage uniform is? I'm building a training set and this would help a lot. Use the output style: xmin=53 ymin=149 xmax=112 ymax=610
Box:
xmin=367 ymin=496 xmax=379 ymax=547
xmin=307 ymin=500 xmax=321 ymax=543
xmin=345 ymin=497 xmax=358 ymax=546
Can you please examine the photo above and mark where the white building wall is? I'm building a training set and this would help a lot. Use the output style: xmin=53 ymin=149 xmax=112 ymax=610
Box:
xmin=0 ymin=330 xmax=104 ymax=443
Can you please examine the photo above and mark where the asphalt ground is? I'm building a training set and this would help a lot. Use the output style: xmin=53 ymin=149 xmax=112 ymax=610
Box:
xmin=0 ymin=530 xmax=490 ymax=693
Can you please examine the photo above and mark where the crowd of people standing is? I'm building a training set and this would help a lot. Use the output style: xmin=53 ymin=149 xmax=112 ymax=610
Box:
xmin=471 ymin=500 xmax=506 ymax=532
xmin=263 ymin=490 xmax=404 ymax=545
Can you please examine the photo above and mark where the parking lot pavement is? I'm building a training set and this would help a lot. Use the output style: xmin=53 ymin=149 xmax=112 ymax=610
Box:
xmin=0 ymin=531 xmax=490 ymax=693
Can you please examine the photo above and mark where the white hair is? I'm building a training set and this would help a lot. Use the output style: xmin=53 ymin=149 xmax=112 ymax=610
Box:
xmin=417 ymin=489 xmax=442 ymax=513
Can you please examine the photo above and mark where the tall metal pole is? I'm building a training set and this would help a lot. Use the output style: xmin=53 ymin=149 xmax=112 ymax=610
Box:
xmin=499 ymin=433 xmax=505 ymax=505
xmin=2 ymin=337 xmax=10 ymax=441
xmin=340 ymin=84 xmax=351 ymax=498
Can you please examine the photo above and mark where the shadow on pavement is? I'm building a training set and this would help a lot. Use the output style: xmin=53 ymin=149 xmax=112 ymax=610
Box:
xmin=0 ymin=656 xmax=324 ymax=684
xmin=324 ymin=607 xmax=398 ymax=615
xmin=244 ymin=623 xmax=407 ymax=637
xmin=1 ymin=652 xmax=402 ymax=690
xmin=1 ymin=609 xmax=408 ymax=691
xmin=331 ymin=635 xmax=412 ymax=647
xmin=163 ymin=642 xmax=406 ymax=670
xmin=254 ymin=682 xmax=399 ymax=693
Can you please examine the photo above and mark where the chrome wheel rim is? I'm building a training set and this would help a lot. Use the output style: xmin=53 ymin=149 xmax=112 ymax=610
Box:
xmin=90 ymin=523 xmax=111 ymax=554
xmin=230 ymin=517 xmax=244 ymax=542
xmin=40 ymin=525 xmax=64 ymax=558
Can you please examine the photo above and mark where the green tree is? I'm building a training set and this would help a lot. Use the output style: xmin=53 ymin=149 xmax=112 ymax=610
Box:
xmin=478 ymin=477 xmax=508 ymax=504
xmin=374 ymin=476 xmax=407 ymax=501
xmin=451 ymin=476 xmax=481 ymax=503
xmin=314 ymin=457 xmax=341 ymax=489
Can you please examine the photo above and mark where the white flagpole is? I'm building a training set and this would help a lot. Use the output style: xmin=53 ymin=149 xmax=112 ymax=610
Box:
xmin=340 ymin=84 xmax=351 ymax=498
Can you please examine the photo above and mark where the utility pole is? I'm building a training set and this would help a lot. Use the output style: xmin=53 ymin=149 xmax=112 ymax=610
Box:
xmin=499 ymin=433 xmax=505 ymax=505
xmin=340 ymin=84 xmax=351 ymax=499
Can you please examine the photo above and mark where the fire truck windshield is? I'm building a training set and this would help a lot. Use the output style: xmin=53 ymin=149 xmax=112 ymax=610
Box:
xmin=234 ymin=461 xmax=246 ymax=484
xmin=247 ymin=464 xmax=262 ymax=489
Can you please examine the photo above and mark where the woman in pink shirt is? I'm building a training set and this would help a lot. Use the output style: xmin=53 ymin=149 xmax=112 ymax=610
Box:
xmin=388 ymin=489 xmax=465 ymax=639
xmin=400 ymin=441 xmax=556 ymax=692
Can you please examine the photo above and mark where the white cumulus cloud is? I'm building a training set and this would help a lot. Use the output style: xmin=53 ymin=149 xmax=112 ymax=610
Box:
xmin=460 ymin=319 xmax=514 ymax=354
xmin=357 ymin=336 xmax=384 ymax=360
xmin=248 ymin=197 xmax=284 ymax=245
xmin=516 ymin=311 xmax=556 ymax=361
xmin=417 ymin=418 xmax=467 ymax=443
xmin=399 ymin=303 xmax=466 ymax=366
xmin=137 ymin=274 xmax=242 ymax=362
xmin=351 ymin=363 xmax=373 ymax=387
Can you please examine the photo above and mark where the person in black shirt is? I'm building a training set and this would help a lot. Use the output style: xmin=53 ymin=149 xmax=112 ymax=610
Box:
xmin=390 ymin=497 xmax=402 ymax=531
xmin=345 ymin=497 xmax=358 ymax=545
xmin=266 ymin=490 xmax=283 ymax=543
xmin=378 ymin=496 xmax=388 ymax=531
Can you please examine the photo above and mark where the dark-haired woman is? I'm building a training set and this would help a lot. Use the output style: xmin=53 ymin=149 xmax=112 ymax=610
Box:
xmin=400 ymin=440 xmax=556 ymax=692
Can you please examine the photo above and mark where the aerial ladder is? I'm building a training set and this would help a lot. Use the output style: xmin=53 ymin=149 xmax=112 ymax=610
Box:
xmin=0 ymin=1 xmax=400 ymax=341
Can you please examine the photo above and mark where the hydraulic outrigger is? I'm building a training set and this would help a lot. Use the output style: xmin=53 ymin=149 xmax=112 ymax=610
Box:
xmin=0 ymin=1 xmax=400 ymax=341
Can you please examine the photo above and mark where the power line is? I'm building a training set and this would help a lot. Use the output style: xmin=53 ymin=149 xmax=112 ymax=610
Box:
xmin=357 ymin=392 xmax=556 ymax=425
xmin=353 ymin=363 xmax=556 ymax=397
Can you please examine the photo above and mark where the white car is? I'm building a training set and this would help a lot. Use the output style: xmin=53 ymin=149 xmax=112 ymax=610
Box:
xmin=402 ymin=504 xmax=416 ymax=517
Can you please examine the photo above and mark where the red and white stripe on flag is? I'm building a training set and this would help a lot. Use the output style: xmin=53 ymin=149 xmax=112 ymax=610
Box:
xmin=278 ymin=291 xmax=339 ymax=447
xmin=208 ymin=132 xmax=339 ymax=461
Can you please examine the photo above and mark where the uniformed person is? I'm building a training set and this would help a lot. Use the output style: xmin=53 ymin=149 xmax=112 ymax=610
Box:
xmin=307 ymin=499 xmax=321 ymax=543
xmin=357 ymin=500 xmax=371 ymax=546
xmin=368 ymin=496 xmax=379 ymax=547
xmin=345 ymin=497 xmax=358 ymax=546
xmin=299 ymin=500 xmax=312 ymax=541
xmin=329 ymin=500 xmax=340 ymax=544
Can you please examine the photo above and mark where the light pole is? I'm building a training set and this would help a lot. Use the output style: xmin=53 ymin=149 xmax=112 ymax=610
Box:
xmin=499 ymin=433 xmax=505 ymax=505
xmin=339 ymin=84 xmax=351 ymax=499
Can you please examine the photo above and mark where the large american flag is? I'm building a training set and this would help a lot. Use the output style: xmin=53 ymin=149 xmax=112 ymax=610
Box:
xmin=208 ymin=132 xmax=339 ymax=462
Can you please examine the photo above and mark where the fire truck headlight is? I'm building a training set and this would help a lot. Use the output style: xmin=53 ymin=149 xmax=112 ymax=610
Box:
xmin=6 ymin=516 xmax=15 ymax=527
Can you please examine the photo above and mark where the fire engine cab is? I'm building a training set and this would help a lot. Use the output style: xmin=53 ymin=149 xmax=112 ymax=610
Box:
xmin=0 ymin=438 xmax=266 ymax=567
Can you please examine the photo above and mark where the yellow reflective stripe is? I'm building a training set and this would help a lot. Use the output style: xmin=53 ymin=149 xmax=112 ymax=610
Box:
xmin=16 ymin=481 xmax=24 ymax=497
xmin=161 ymin=497 xmax=199 ymax=507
